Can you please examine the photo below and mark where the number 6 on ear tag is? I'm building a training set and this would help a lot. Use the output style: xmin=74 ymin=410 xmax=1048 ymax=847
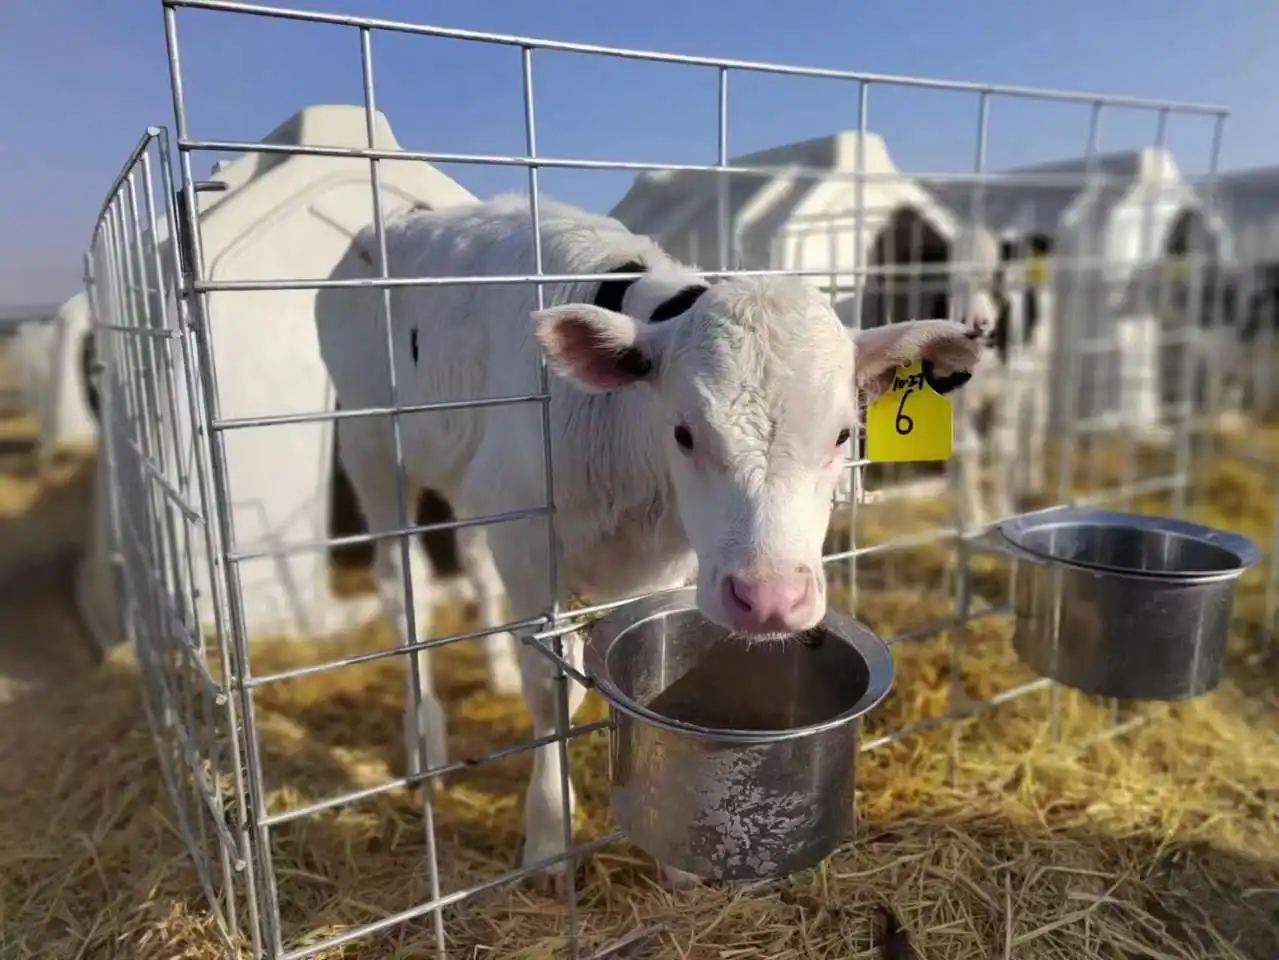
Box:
xmin=865 ymin=359 xmax=954 ymax=463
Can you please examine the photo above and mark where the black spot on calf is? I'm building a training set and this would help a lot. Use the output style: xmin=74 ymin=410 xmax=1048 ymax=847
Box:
xmin=594 ymin=259 xmax=647 ymax=314
xmin=922 ymin=361 xmax=972 ymax=396
xmin=990 ymin=286 xmax=1040 ymax=365
xmin=1021 ymin=286 xmax=1041 ymax=346
xmin=990 ymin=291 xmax=1012 ymax=365
xmin=649 ymin=284 xmax=709 ymax=323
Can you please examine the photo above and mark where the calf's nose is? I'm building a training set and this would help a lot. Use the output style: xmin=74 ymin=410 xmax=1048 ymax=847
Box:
xmin=722 ymin=570 xmax=814 ymax=633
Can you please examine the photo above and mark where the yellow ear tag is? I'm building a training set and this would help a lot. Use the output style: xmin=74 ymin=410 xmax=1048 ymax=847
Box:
xmin=864 ymin=360 xmax=954 ymax=463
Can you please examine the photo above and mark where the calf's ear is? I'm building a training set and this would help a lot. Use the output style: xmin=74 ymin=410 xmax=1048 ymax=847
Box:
xmin=850 ymin=319 xmax=985 ymax=402
xmin=532 ymin=303 xmax=668 ymax=393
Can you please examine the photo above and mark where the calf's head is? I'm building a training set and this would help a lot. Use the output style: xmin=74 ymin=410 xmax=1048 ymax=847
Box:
xmin=534 ymin=274 xmax=984 ymax=636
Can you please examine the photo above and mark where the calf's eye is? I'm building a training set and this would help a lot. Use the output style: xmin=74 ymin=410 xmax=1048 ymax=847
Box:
xmin=836 ymin=427 xmax=851 ymax=447
xmin=674 ymin=424 xmax=694 ymax=451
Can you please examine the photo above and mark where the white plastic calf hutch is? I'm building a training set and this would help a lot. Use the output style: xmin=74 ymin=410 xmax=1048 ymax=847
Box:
xmin=609 ymin=131 xmax=993 ymax=325
xmin=1195 ymin=168 xmax=1279 ymax=416
xmin=1214 ymin=168 xmax=1279 ymax=332
xmin=1215 ymin=168 xmax=1279 ymax=267
xmin=12 ymin=294 xmax=97 ymax=465
xmin=925 ymin=148 xmax=1231 ymax=437
xmin=76 ymin=103 xmax=479 ymax=654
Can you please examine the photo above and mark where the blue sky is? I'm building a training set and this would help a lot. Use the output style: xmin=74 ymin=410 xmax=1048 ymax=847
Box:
xmin=2 ymin=0 xmax=1276 ymax=306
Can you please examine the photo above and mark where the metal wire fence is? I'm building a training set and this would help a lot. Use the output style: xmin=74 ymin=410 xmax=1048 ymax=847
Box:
xmin=78 ymin=1 xmax=1279 ymax=957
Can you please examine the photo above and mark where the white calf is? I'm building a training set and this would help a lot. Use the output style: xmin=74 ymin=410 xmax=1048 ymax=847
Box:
xmin=315 ymin=194 xmax=986 ymax=893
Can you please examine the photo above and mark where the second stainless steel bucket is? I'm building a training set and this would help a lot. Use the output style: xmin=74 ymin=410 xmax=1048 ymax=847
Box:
xmin=994 ymin=505 xmax=1262 ymax=701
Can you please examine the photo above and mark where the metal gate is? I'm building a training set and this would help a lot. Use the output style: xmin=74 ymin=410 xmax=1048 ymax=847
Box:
xmin=82 ymin=2 xmax=1272 ymax=957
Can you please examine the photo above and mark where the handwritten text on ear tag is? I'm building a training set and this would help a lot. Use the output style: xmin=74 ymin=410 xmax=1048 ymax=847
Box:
xmin=865 ymin=359 xmax=954 ymax=463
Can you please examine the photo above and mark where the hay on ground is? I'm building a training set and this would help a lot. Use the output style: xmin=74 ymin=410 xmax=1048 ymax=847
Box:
xmin=0 ymin=421 xmax=1278 ymax=959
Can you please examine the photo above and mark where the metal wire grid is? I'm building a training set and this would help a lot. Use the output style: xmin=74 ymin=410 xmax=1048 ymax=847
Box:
xmin=77 ymin=1 xmax=1271 ymax=957
xmin=85 ymin=125 xmax=246 ymax=942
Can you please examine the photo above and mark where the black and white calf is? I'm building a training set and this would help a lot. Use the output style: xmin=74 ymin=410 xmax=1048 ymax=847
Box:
xmin=1180 ymin=263 xmax=1275 ymax=429
xmin=950 ymin=236 xmax=1055 ymax=530
xmin=837 ymin=236 xmax=1054 ymax=528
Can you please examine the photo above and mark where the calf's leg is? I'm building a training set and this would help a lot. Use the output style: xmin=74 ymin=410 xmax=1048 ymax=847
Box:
xmin=952 ymin=406 xmax=987 ymax=531
xmin=335 ymin=419 xmax=449 ymax=781
xmin=455 ymin=523 xmax=522 ymax=695
xmin=474 ymin=517 xmax=588 ymax=897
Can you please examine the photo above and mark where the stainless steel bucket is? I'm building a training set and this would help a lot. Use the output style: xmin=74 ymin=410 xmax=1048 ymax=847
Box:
xmin=583 ymin=588 xmax=894 ymax=882
xmin=994 ymin=505 xmax=1262 ymax=701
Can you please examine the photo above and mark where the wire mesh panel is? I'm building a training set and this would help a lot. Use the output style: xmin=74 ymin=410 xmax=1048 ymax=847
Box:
xmin=79 ymin=1 xmax=1279 ymax=957
xmin=86 ymin=126 xmax=253 ymax=947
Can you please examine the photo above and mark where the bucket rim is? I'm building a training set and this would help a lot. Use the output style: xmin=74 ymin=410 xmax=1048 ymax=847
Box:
xmin=583 ymin=587 xmax=895 ymax=744
xmin=995 ymin=504 xmax=1263 ymax=583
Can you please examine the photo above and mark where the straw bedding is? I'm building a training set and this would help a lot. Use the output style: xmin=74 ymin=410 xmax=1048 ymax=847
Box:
xmin=1 ymin=411 xmax=1278 ymax=959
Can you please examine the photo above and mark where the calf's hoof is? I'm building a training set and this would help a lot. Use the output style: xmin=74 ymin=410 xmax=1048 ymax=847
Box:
xmin=524 ymin=862 xmax=574 ymax=899
xmin=660 ymin=864 xmax=704 ymax=891
xmin=485 ymin=633 xmax=524 ymax=696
